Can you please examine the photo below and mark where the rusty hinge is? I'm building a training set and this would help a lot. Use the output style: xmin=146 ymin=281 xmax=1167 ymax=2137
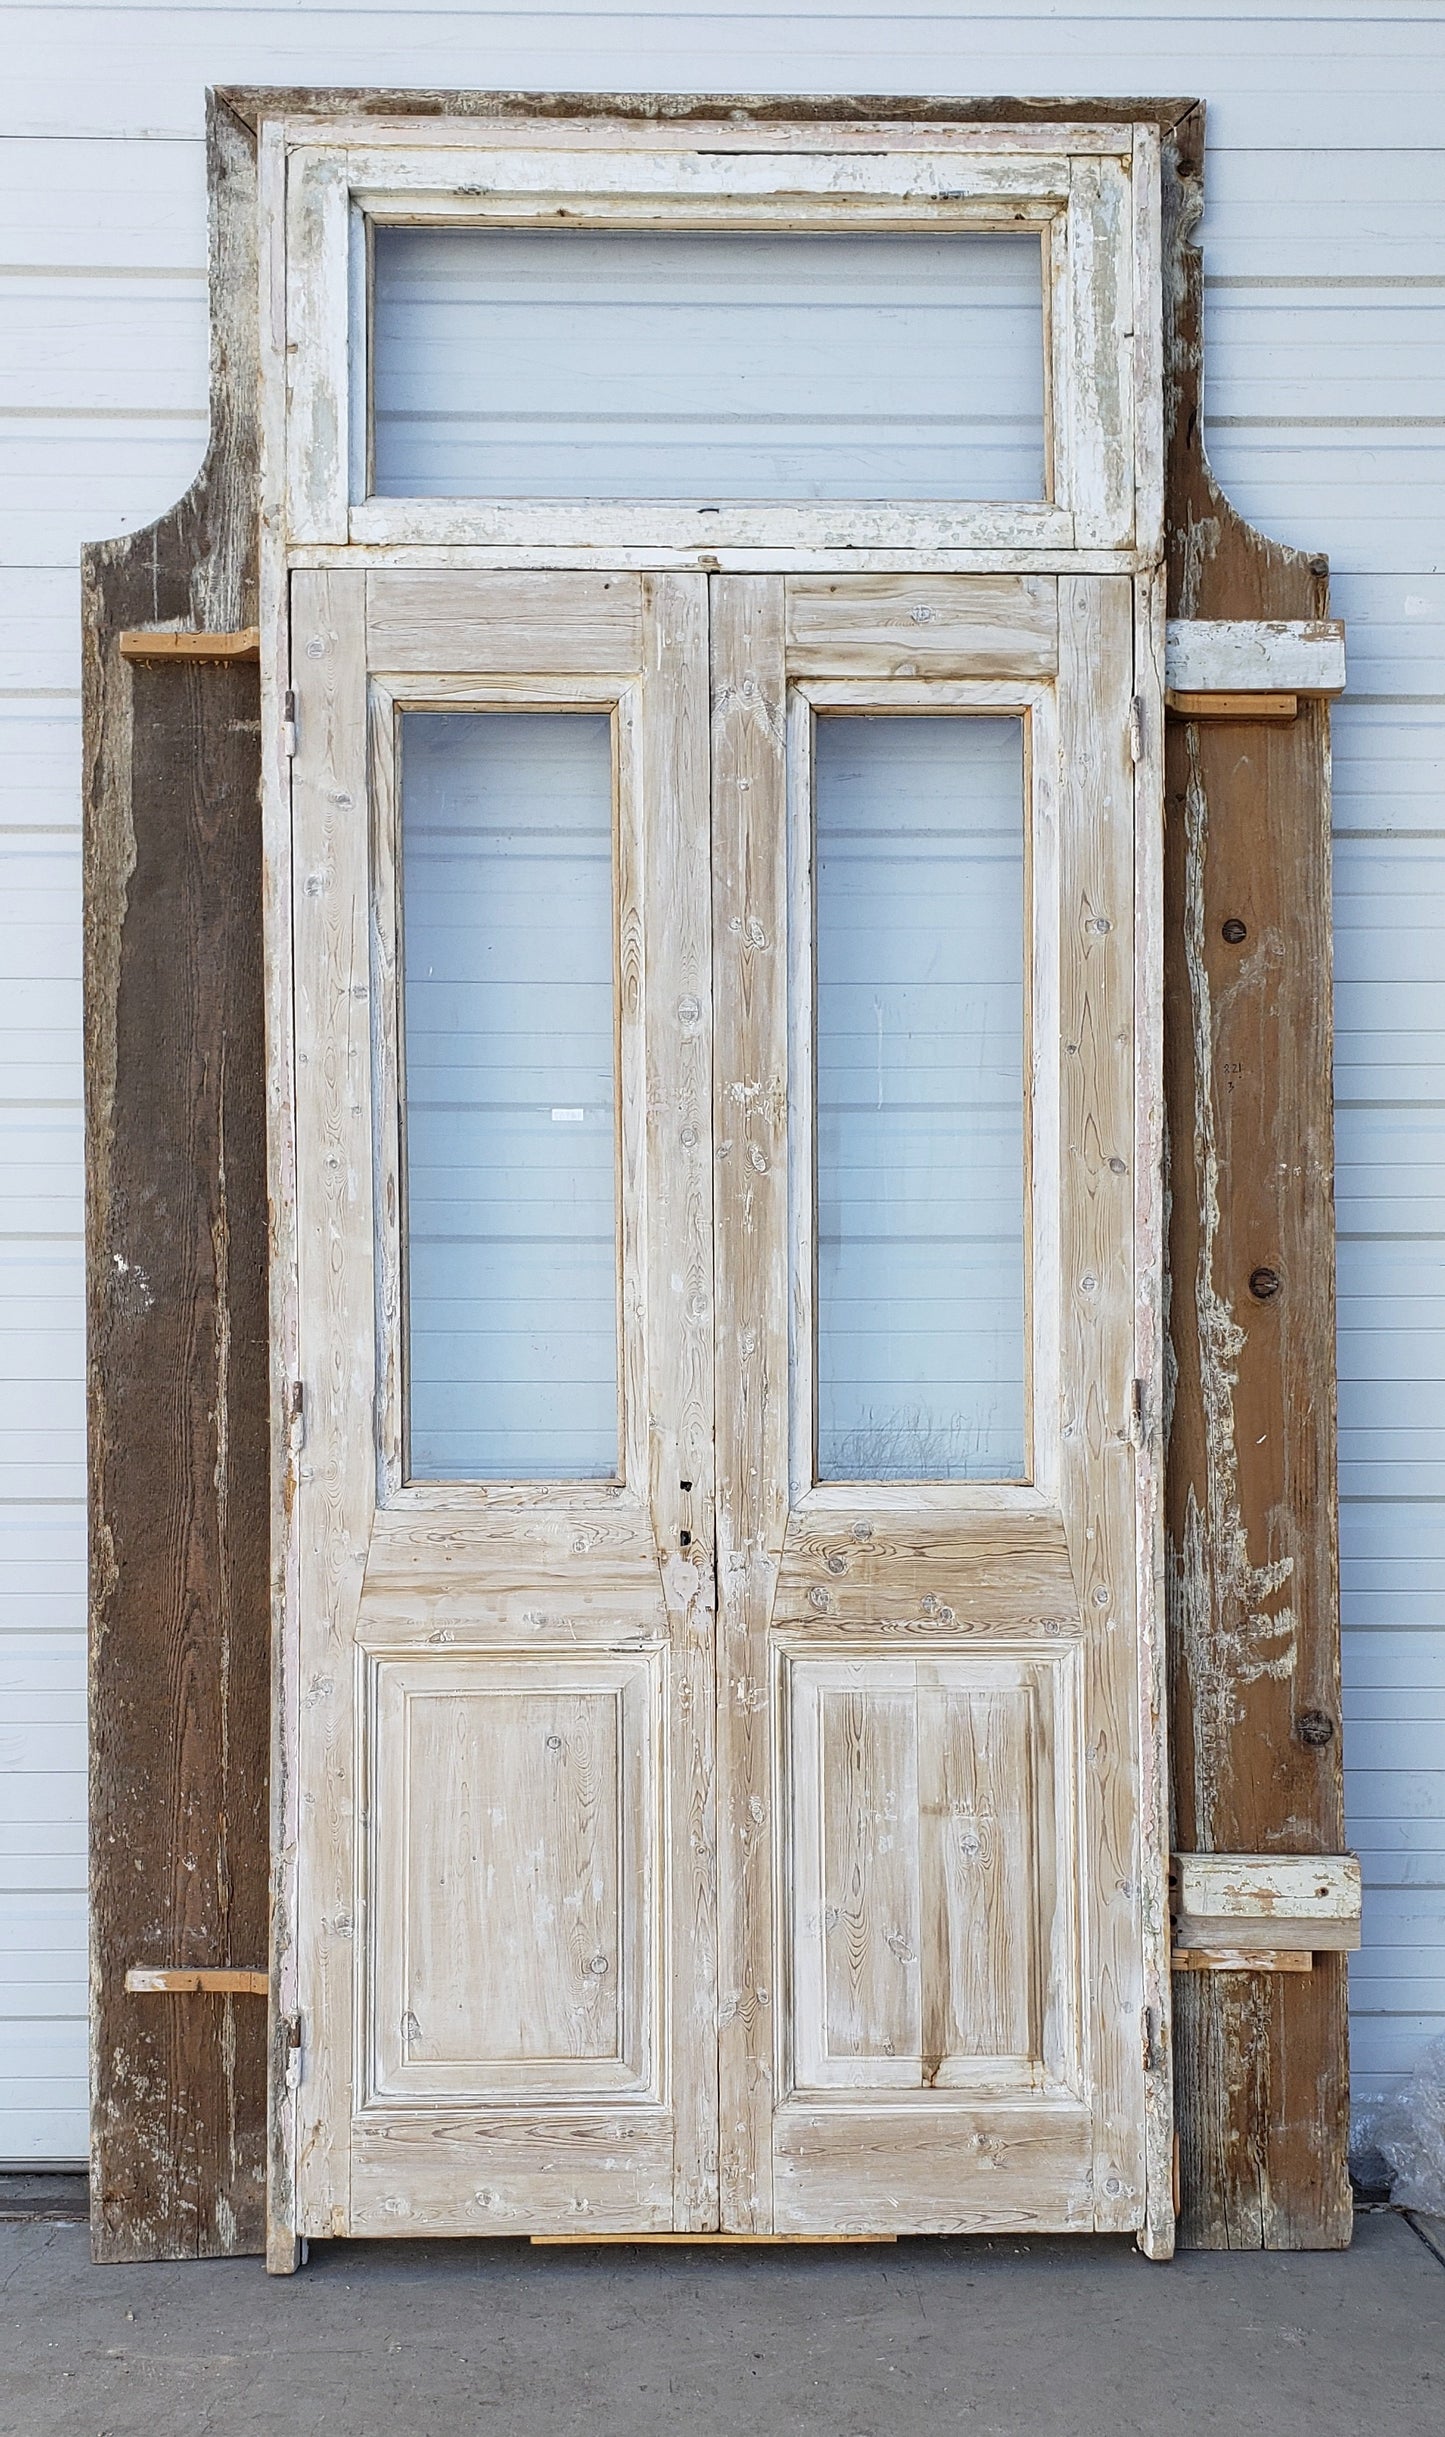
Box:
xmin=282 ymin=688 xmax=298 ymax=757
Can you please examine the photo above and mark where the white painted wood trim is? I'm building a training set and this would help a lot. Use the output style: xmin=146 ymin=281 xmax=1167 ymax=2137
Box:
xmin=260 ymin=107 xmax=303 ymax=2277
xmin=1132 ymin=567 xmax=1172 ymax=2262
xmin=275 ymin=120 xmax=1156 ymax=560
xmin=1130 ymin=128 xmax=1165 ymax=571
xmin=285 ymin=149 xmax=352 ymax=545
xmin=268 ymin=115 xmax=1142 ymax=161
xmin=293 ymin=546 xmax=1148 ymax=576
xmin=1061 ymin=154 xmax=1136 ymax=550
xmin=1164 ymin=620 xmax=1347 ymax=697
xmin=1172 ymin=1853 xmax=1363 ymax=1926
xmin=348 ymin=503 xmax=1081 ymax=557
xmin=312 ymin=142 xmax=1075 ymax=211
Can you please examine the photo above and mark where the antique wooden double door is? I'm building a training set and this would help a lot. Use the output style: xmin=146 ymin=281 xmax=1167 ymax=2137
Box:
xmin=286 ymin=565 xmax=1158 ymax=2241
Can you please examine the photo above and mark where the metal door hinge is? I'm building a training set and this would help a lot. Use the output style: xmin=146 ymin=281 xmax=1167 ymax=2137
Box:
xmin=1128 ymin=694 xmax=1144 ymax=764
xmin=284 ymin=2013 xmax=303 ymax=2092
xmin=288 ymin=1380 xmax=305 ymax=1452
xmin=282 ymin=689 xmax=298 ymax=757
xmin=1130 ymin=1376 xmax=1146 ymax=1441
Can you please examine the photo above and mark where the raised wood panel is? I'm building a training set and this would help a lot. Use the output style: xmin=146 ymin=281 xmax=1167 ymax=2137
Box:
xmin=785 ymin=574 xmax=1057 ymax=676
xmin=365 ymin=570 xmax=643 ymax=672
xmin=367 ymin=1657 xmax=654 ymax=2099
xmin=786 ymin=1653 xmax=1080 ymax=2099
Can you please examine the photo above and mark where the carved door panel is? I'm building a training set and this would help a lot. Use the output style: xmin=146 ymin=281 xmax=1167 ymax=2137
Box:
xmin=710 ymin=573 xmax=1160 ymax=2236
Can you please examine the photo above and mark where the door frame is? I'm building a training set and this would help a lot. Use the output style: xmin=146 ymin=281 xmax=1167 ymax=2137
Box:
xmin=258 ymin=106 xmax=1171 ymax=2266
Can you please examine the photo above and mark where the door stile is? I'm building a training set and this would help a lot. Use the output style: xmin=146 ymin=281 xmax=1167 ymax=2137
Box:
xmin=636 ymin=574 xmax=719 ymax=2225
xmin=1132 ymin=562 xmax=1174 ymax=2262
xmin=1056 ymin=573 xmax=1149 ymax=2225
xmin=710 ymin=574 xmax=790 ymax=2231
xmin=289 ymin=567 xmax=372 ymax=2238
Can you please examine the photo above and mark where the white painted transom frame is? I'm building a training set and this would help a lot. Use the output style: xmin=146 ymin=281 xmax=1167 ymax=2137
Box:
xmin=275 ymin=116 xmax=1163 ymax=567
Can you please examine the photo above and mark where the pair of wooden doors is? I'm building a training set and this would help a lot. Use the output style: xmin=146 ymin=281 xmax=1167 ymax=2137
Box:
xmin=284 ymin=565 xmax=1161 ymax=2241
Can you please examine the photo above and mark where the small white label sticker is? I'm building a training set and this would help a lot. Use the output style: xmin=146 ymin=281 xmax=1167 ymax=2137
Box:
xmin=551 ymin=1107 xmax=586 ymax=1122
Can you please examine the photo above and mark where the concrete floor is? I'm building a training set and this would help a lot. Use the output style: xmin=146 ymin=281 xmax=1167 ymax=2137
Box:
xmin=1 ymin=2197 xmax=1441 ymax=2437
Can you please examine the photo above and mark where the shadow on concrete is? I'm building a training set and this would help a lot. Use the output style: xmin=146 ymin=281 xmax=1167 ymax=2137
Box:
xmin=0 ymin=2204 xmax=1440 ymax=2437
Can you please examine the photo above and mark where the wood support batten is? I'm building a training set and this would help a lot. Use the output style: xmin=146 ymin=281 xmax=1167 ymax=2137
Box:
xmin=118 ymin=627 xmax=262 ymax=663
xmin=125 ymin=1970 xmax=270 ymax=1997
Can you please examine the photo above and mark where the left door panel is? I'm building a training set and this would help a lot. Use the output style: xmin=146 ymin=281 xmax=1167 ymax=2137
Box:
xmin=285 ymin=571 xmax=716 ymax=2236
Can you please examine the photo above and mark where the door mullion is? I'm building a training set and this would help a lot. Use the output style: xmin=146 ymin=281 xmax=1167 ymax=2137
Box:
xmin=710 ymin=575 xmax=790 ymax=2232
xmin=636 ymin=573 xmax=720 ymax=2227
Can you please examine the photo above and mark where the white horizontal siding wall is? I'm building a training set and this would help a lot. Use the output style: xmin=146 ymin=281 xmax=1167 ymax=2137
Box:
xmin=1 ymin=0 xmax=1441 ymax=2160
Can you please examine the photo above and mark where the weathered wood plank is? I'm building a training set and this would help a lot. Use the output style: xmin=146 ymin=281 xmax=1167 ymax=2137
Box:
xmin=784 ymin=574 xmax=1057 ymax=676
xmin=711 ymin=574 xmax=789 ymax=2234
xmin=125 ymin=1972 xmax=270 ymax=1997
xmin=1172 ymin=1853 xmax=1362 ymax=1928
xmin=1166 ymin=691 xmax=1299 ymax=723
xmin=1171 ymin=1853 xmax=1361 ymax=1956
xmin=117 ymin=628 xmax=261 ymax=663
xmin=1162 ymin=107 xmax=1350 ymax=2251
xmin=83 ymin=88 xmax=268 ymax=2269
xmin=366 ymin=571 xmax=642 ymax=672
xmin=1165 ymin=620 xmax=1345 ymax=697
xmin=637 ymin=573 xmax=720 ymax=2229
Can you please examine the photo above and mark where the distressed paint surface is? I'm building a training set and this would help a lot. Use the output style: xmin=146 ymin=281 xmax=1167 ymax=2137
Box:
xmin=83 ymin=95 xmax=270 ymax=2261
xmin=1162 ymin=111 xmax=1350 ymax=2250
xmin=78 ymin=88 xmax=1343 ymax=2258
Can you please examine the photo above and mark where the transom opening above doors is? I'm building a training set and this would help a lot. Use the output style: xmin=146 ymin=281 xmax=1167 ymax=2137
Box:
xmin=274 ymin=115 xmax=1162 ymax=565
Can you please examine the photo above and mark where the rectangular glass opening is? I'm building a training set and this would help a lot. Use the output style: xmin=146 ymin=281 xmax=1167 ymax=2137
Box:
xmin=400 ymin=711 xmax=619 ymax=1481
xmin=813 ymin=715 xmax=1027 ymax=1483
xmin=371 ymin=227 xmax=1046 ymax=503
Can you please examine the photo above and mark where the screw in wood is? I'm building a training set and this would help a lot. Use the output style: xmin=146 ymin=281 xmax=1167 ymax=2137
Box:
xmin=1249 ymin=1266 xmax=1282 ymax=1300
xmin=1295 ymin=1710 xmax=1336 ymax=1747
xmin=1222 ymin=917 xmax=1248 ymax=944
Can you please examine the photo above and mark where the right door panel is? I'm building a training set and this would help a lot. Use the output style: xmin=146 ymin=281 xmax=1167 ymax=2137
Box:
xmin=711 ymin=573 xmax=1159 ymax=2236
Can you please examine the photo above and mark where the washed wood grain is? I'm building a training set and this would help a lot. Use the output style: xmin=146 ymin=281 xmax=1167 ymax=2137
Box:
xmin=785 ymin=574 xmax=1058 ymax=676
xmin=711 ymin=574 xmax=791 ymax=2233
xmin=367 ymin=571 xmax=643 ymax=673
